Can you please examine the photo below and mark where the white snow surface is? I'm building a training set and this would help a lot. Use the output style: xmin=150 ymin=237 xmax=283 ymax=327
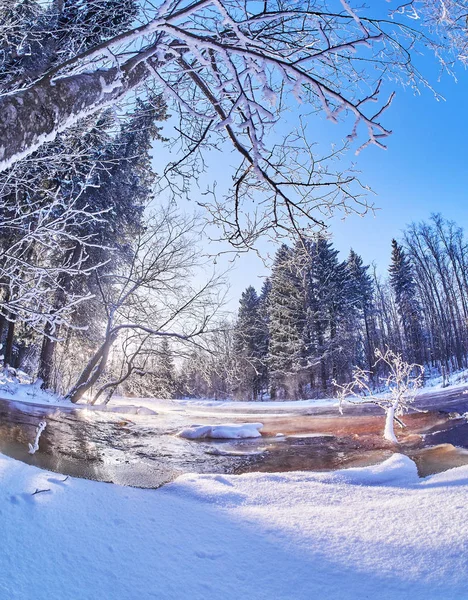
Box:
xmin=0 ymin=369 xmax=159 ymax=415
xmin=0 ymin=368 xmax=71 ymax=406
xmin=3 ymin=365 xmax=468 ymax=419
xmin=421 ymin=366 xmax=468 ymax=391
xmin=178 ymin=422 xmax=264 ymax=439
xmin=1 ymin=453 xmax=467 ymax=599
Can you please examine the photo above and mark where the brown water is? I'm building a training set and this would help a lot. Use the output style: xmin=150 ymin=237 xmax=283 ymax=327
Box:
xmin=0 ymin=395 xmax=467 ymax=487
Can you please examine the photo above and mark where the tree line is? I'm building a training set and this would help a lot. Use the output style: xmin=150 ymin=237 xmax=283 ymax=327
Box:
xmin=181 ymin=215 xmax=468 ymax=400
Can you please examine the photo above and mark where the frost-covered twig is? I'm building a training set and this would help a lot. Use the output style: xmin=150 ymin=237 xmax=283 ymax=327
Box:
xmin=334 ymin=349 xmax=424 ymax=443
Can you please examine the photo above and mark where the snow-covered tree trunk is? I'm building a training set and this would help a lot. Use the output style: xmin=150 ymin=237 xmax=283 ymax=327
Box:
xmin=0 ymin=59 xmax=149 ymax=172
xmin=384 ymin=403 xmax=398 ymax=444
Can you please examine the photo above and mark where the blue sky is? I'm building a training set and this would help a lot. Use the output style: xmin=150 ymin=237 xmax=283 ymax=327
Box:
xmin=153 ymin=50 xmax=468 ymax=312
xmin=330 ymin=64 xmax=468 ymax=272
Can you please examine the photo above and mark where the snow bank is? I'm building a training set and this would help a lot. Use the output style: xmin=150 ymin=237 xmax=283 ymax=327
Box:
xmin=333 ymin=453 xmax=419 ymax=486
xmin=1 ymin=453 xmax=467 ymax=600
xmin=0 ymin=371 xmax=159 ymax=416
xmin=0 ymin=367 xmax=69 ymax=406
xmin=170 ymin=397 xmax=339 ymax=410
xmin=422 ymin=367 xmax=468 ymax=390
xmin=178 ymin=422 xmax=263 ymax=439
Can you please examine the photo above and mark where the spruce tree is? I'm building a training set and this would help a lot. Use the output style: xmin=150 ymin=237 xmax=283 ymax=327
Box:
xmin=233 ymin=286 xmax=268 ymax=400
xmin=389 ymin=239 xmax=424 ymax=365
xmin=37 ymin=97 xmax=167 ymax=388
xmin=267 ymin=245 xmax=306 ymax=399
xmin=347 ymin=249 xmax=377 ymax=373
xmin=301 ymin=236 xmax=355 ymax=391
xmin=154 ymin=338 xmax=176 ymax=399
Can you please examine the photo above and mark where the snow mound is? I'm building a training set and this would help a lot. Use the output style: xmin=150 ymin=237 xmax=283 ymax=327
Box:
xmin=178 ymin=422 xmax=263 ymax=439
xmin=334 ymin=453 xmax=419 ymax=487
xmin=0 ymin=367 xmax=69 ymax=406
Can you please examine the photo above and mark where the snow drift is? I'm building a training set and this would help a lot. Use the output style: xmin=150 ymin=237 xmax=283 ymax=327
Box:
xmin=1 ymin=453 xmax=468 ymax=599
xmin=178 ymin=422 xmax=264 ymax=439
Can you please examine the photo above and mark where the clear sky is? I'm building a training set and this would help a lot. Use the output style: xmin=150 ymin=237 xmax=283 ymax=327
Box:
xmin=153 ymin=52 xmax=468 ymax=313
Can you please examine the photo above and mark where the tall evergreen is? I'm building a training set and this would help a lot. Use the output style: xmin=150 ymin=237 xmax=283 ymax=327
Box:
xmin=389 ymin=239 xmax=424 ymax=364
xmin=347 ymin=249 xmax=376 ymax=373
xmin=37 ymin=97 xmax=167 ymax=388
xmin=301 ymin=237 xmax=354 ymax=391
xmin=267 ymin=245 xmax=306 ymax=399
xmin=155 ymin=338 xmax=176 ymax=399
xmin=233 ymin=286 xmax=268 ymax=400
xmin=0 ymin=0 xmax=145 ymax=382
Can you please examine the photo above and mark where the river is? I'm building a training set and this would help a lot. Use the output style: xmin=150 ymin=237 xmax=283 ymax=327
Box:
xmin=0 ymin=387 xmax=467 ymax=487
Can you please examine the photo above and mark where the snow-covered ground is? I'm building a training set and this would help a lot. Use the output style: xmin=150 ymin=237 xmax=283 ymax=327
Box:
xmin=0 ymin=368 xmax=160 ymax=414
xmin=1 ymin=452 xmax=467 ymax=600
xmin=0 ymin=368 xmax=72 ymax=407
xmin=2 ymin=364 xmax=468 ymax=418
xmin=421 ymin=367 xmax=468 ymax=391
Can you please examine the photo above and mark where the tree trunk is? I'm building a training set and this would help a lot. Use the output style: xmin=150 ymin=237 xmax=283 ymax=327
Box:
xmin=66 ymin=333 xmax=116 ymax=403
xmin=384 ymin=404 xmax=398 ymax=444
xmin=0 ymin=53 xmax=154 ymax=173
xmin=38 ymin=323 xmax=57 ymax=389
xmin=0 ymin=314 xmax=6 ymax=353
xmin=3 ymin=319 xmax=15 ymax=366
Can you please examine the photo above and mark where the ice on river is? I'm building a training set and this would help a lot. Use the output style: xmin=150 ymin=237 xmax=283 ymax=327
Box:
xmin=178 ymin=422 xmax=264 ymax=439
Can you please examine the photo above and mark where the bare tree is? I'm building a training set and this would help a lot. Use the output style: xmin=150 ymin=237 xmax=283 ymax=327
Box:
xmin=91 ymin=331 xmax=155 ymax=404
xmin=65 ymin=207 xmax=224 ymax=403
xmin=0 ymin=177 xmax=109 ymax=336
xmin=334 ymin=348 xmax=424 ymax=443
xmin=1 ymin=1 xmax=466 ymax=241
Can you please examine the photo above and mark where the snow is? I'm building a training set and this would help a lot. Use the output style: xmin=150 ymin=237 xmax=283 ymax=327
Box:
xmin=0 ymin=453 xmax=467 ymax=599
xmin=2 ymin=364 xmax=468 ymax=421
xmin=178 ymin=422 xmax=264 ymax=439
xmin=420 ymin=367 xmax=468 ymax=391
xmin=0 ymin=369 xmax=158 ymax=415
xmin=173 ymin=397 xmax=340 ymax=409
xmin=0 ymin=368 xmax=72 ymax=407
xmin=107 ymin=395 xmax=340 ymax=417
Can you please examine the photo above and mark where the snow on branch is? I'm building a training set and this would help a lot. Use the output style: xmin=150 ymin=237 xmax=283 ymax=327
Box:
xmin=334 ymin=348 xmax=424 ymax=443
xmin=0 ymin=0 xmax=464 ymax=244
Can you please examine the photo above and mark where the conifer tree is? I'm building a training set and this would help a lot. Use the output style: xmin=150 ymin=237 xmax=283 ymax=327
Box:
xmin=154 ymin=338 xmax=176 ymax=399
xmin=347 ymin=249 xmax=377 ymax=373
xmin=389 ymin=239 xmax=424 ymax=365
xmin=233 ymin=286 xmax=268 ymax=400
xmin=37 ymin=97 xmax=167 ymax=388
xmin=301 ymin=237 xmax=354 ymax=391
xmin=267 ymin=245 xmax=306 ymax=399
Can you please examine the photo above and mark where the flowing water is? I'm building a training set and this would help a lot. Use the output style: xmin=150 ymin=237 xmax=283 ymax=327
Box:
xmin=0 ymin=391 xmax=467 ymax=488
